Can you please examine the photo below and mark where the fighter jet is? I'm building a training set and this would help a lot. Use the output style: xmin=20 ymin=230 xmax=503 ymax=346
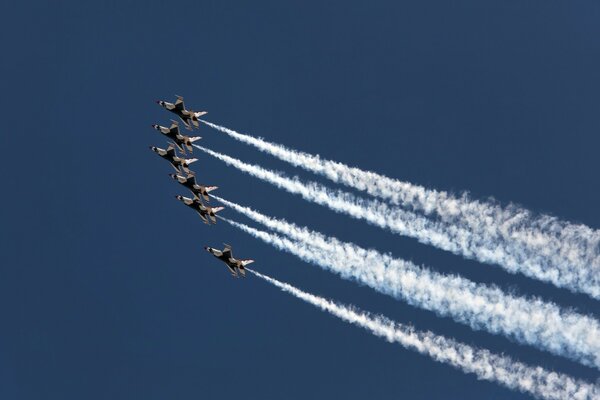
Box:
xmin=152 ymin=121 xmax=201 ymax=153
xmin=169 ymin=173 xmax=218 ymax=202
xmin=156 ymin=95 xmax=207 ymax=130
xmin=150 ymin=144 xmax=198 ymax=173
xmin=204 ymin=244 xmax=255 ymax=277
xmin=175 ymin=195 xmax=224 ymax=224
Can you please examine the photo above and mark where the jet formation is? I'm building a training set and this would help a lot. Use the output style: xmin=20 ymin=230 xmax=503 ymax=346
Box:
xmin=151 ymin=95 xmax=254 ymax=277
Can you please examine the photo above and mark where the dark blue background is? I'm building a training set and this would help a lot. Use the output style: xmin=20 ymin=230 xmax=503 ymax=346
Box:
xmin=2 ymin=1 xmax=599 ymax=399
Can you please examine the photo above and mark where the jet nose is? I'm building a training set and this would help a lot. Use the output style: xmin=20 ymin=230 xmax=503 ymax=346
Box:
xmin=155 ymin=100 xmax=161 ymax=104
xmin=151 ymin=124 xmax=158 ymax=129
xmin=168 ymin=173 xmax=176 ymax=179
xmin=149 ymin=146 xmax=155 ymax=151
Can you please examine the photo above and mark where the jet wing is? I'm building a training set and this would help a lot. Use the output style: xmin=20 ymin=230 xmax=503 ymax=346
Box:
xmin=187 ymin=174 xmax=197 ymax=186
xmin=197 ymin=211 xmax=210 ymax=225
xmin=174 ymin=96 xmax=185 ymax=111
xmin=227 ymin=265 xmax=238 ymax=277
xmin=170 ymin=161 xmax=183 ymax=172
xmin=169 ymin=122 xmax=181 ymax=137
xmin=165 ymin=144 xmax=176 ymax=157
xmin=222 ymin=244 xmax=232 ymax=259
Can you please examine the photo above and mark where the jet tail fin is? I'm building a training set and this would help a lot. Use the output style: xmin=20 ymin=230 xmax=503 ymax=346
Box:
xmin=198 ymin=186 xmax=217 ymax=202
xmin=184 ymin=138 xmax=201 ymax=153
xmin=207 ymin=206 xmax=224 ymax=224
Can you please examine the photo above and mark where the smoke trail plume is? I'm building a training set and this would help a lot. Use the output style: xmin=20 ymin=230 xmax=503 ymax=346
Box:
xmin=248 ymin=268 xmax=600 ymax=400
xmin=216 ymin=209 xmax=600 ymax=370
xmin=200 ymin=121 xmax=600 ymax=299
xmin=195 ymin=144 xmax=600 ymax=299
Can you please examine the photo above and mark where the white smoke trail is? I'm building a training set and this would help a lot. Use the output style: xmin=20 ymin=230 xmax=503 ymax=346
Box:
xmin=248 ymin=268 xmax=599 ymax=400
xmin=216 ymin=209 xmax=600 ymax=370
xmin=195 ymin=144 xmax=600 ymax=299
xmin=200 ymin=120 xmax=600 ymax=299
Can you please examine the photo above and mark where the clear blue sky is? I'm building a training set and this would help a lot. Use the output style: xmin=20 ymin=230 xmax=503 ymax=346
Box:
xmin=2 ymin=1 xmax=599 ymax=399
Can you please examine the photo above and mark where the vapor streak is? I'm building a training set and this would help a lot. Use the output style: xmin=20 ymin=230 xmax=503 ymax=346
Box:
xmin=200 ymin=121 xmax=600 ymax=299
xmin=215 ymin=204 xmax=600 ymax=369
xmin=249 ymin=268 xmax=600 ymax=400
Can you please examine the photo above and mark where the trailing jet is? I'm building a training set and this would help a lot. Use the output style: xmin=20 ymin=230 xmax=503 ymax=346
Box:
xmin=175 ymin=195 xmax=224 ymax=224
xmin=152 ymin=121 xmax=201 ymax=153
xmin=204 ymin=244 xmax=254 ymax=277
xmin=150 ymin=144 xmax=198 ymax=173
xmin=156 ymin=95 xmax=207 ymax=130
xmin=169 ymin=173 xmax=218 ymax=202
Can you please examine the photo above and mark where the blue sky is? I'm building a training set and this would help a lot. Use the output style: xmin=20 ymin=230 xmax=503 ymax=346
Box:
xmin=2 ymin=1 xmax=599 ymax=399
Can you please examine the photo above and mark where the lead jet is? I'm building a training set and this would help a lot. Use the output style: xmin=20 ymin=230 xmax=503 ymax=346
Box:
xmin=152 ymin=121 xmax=201 ymax=153
xmin=169 ymin=173 xmax=218 ymax=202
xmin=156 ymin=95 xmax=207 ymax=130
xmin=204 ymin=244 xmax=255 ymax=277
xmin=175 ymin=195 xmax=224 ymax=224
xmin=150 ymin=144 xmax=198 ymax=173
